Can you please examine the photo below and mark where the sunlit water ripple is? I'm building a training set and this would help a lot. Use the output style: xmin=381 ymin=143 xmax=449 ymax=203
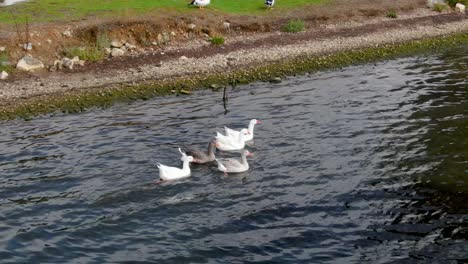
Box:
xmin=0 ymin=46 xmax=466 ymax=263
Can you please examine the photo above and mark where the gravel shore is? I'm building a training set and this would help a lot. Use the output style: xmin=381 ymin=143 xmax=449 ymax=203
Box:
xmin=0 ymin=12 xmax=467 ymax=109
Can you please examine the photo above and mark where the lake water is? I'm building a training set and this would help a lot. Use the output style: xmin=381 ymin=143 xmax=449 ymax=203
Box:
xmin=0 ymin=46 xmax=466 ymax=263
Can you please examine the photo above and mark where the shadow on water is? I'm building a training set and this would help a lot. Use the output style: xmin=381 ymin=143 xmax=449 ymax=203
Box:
xmin=0 ymin=46 xmax=466 ymax=263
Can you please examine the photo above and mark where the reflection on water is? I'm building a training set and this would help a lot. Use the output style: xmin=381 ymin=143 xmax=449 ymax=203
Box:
xmin=0 ymin=46 xmax=466 ymax=263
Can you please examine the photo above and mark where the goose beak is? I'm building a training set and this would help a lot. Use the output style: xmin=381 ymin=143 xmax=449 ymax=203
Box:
xmin=256 ymin=120 xmax=261 ymax=124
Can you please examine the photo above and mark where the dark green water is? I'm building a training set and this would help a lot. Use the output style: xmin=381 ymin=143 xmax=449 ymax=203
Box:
xmin=0 ymin=46 xmax=466 ymax=263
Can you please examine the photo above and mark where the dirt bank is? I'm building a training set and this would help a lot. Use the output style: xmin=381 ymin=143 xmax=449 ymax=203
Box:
xmin=0 ymin=9 xmax=467 ymax=119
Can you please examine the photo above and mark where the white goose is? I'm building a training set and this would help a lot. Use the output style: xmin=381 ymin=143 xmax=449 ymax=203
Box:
xmin=216 ymin=150 xmax=253 ymax=174
xmin=157 ymin=148 xmax=194 ymax=181
xmin=215 ymin=128 xmax=249 ymax=151
xmin=225 ymin=119 xmax=261 ymax=142
xmin=188 ymin=0 xmax=210 ymax=9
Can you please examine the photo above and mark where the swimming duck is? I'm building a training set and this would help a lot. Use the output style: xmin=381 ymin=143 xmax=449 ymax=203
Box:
xmin=225 ymin=119 xmax=261 ymax=142
xmin=157 ymin=148 xmax=194 ymax=181
xmin=215 ymin=128 xmax=249 ymax=151
xmin=216 ymin=150 xmax=253 ymax=174
xmin=182 ymin=140 xmax=216 ymax=164
xmin=265 ymin=0 xmax=275 ymax=9
xmin=188 ymin=0 xmax=210 ymax=9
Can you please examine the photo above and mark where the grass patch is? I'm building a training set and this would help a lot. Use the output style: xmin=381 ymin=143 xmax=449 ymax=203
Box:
xmin=386 ymin=10 xmax=397 ymax=18
xmin=63 ymin=32 xmax=110 ymax=61
xmin=1 ymin=33 xmax=467 ymax=121
xmin=0 ymin=0 xmax=324 ymax=24
xmin=0 ymin=52 xmax=13 ymax=72
xmin=282 ymin=19 xmax=305 ymax=33
xmin=433 ymin=3 xmax=449 ymax=12
xmin=210 ymin=36 xmax=225 ymax=45
xmin=63 ymin=46 xmax=105 ymax=62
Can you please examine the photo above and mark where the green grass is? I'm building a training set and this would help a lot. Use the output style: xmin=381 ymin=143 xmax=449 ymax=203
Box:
xmin=0 ymin=52 xmax=12 ymax=72
xmin=386 ymin=10 xmax=397 ymax=18
xmin=433 ymin=3 xmax=449 ymax=12
xmin=63 ymin=32 xmax=110 ymax=61
xmin=282 ymin=19 xmax=306 ymax=33
xmin=210 ymin=36 xmax=225 ymax=45
xmin=0 ymin=0 xmax=325 ymax=24
xmin=63 ymin=46 xmax=105 ymax=62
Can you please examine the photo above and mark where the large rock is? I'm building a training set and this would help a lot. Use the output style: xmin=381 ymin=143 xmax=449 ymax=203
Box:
xmin=16 ymin=55 xmax=44 ymax=71
xmin=0 ymin=71 xmax=8 ymax=80
xmin=111 ymin=48 xmax=125 ymax=57
xmin=455 ymin=3 xmax=466 ymax=13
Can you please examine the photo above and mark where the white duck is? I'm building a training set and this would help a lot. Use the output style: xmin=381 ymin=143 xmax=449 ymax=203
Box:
xmin=188 ymin=0 xmax=210 ymax=9
xmin=225 ymin=119 xmax=261 ymax=142
xmin=216 ymin=150 xmax=253 ymax=174
xmin=157 ymin=148 xmax=194 ymax=181
xmin=215 ymin=128 xmax=249 ymax=151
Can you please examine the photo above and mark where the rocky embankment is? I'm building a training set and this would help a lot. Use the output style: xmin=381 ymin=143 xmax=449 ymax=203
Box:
xmin=0 ymin=10 xmax=467 ymax=117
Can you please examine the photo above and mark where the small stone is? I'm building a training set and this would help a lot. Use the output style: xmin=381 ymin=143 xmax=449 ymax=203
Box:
xmin=180 ymin=89 xmax=192 ymax=95
xmin=105 ymin=48 xmax=112 ymax=55
xmin=179 ymin=56 xmax=189 ymax=61
xmin=0 ymin=46 xmax=5 ymax=52
xmin=46 ymin=39 xmax=52 ymax=44
xmin=125 ymin=43 xmax=137 ymax=50
xmin=62 ymin=58 xmax=74 ymax=70
xmin=223 ymin=22 xmax=231 ymax=30
xmin=16 ymin=55 xmax=44 ymax=71
xmin=111 ymin=48 xmax=125 ymax=57
xmin=0 ymin=71 xmax=8 ymax=80
xmin=157 ymin=34 xmax=164 ymax=44
xmin=162 ymin=32 xmax=170 ymax=43
xmin=62 ymin=29 xmax=72 ymax=38
xmin=187 ymin=23 xmax=197 ymax=30
xmin=455 ymin=3 xmax=466 ymax=13
xmin=170 ymin=31 xmax=176 ymax=37
xmin=270 ymin=77 xmax=283 ymax=83
xmin=151 ymin=41 xmax=158 ymax=46
xmin=22 ymin=43 xmax=32 ymax=51
xmin=111 ymin=40 xmax=123 ymax=48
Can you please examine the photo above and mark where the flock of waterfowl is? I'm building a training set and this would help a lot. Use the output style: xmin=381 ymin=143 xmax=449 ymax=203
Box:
xmin=157 ymin=119 xmax=261 ymax=181
xmin=188 ymin=0 xmax=275 ymax=9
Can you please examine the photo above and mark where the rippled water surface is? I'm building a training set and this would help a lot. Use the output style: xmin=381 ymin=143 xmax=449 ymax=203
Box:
xmin=0 ymin=46 xmax=467 ymax=263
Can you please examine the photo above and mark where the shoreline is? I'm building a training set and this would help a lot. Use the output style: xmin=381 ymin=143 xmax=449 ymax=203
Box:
xmin=0 ymin=11 xmax=467 ymax=120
